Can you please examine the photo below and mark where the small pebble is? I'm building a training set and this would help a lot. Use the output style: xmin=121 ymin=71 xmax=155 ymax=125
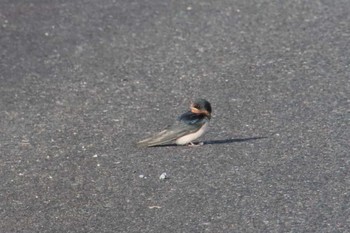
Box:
xmin=159 ymin=172 xmax=167 ymax=180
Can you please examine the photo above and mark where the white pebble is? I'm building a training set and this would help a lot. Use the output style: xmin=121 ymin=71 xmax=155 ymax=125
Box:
xmin=159 ymin=172 xmax=167 ymax=180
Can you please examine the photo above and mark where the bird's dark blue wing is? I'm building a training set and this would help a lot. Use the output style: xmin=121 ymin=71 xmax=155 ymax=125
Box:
xmin=178 ymin=111 xmax=208 ymax=125
xmin=136 ymin=121 xmax=202 ymax=147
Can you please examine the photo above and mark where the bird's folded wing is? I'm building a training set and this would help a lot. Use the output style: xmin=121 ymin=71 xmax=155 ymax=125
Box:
xmin=137 ymin=123 xmax=203 ymax=147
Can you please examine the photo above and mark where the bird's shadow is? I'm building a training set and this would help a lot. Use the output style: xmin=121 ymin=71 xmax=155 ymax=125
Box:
xmin=204 ymin=136 xmax=267 ymax=145
xmin=151 ymin=136 xmax=267 ymax=147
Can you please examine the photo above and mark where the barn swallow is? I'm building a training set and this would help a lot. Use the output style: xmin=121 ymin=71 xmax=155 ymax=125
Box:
xmin=137 ymin=99 xmax=212 ymax=147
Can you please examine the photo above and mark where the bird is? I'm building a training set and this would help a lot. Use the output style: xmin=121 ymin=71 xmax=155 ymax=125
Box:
xmin=137 ymin=98 xmax=212 ymax=147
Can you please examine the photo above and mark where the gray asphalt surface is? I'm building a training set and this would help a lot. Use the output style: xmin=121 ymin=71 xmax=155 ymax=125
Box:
xmin=1 ymin=1 xmax=349 ymax=232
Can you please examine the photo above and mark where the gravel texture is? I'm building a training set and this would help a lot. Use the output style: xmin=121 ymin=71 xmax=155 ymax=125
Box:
xmin=1 ymin=0 xmax=349 ymax=232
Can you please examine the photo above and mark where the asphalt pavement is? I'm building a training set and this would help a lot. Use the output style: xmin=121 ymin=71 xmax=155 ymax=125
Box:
xmin=1 ymin=0 xmax=349 ymax=232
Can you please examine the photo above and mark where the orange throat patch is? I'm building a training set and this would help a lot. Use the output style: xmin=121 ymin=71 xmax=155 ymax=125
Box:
xmin=190 ymin=107 xmax=209 ymax=116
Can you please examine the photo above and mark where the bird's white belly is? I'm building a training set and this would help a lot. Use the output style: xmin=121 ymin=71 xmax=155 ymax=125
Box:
xmin=176 ymin=122 xmax=209 ymax=145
